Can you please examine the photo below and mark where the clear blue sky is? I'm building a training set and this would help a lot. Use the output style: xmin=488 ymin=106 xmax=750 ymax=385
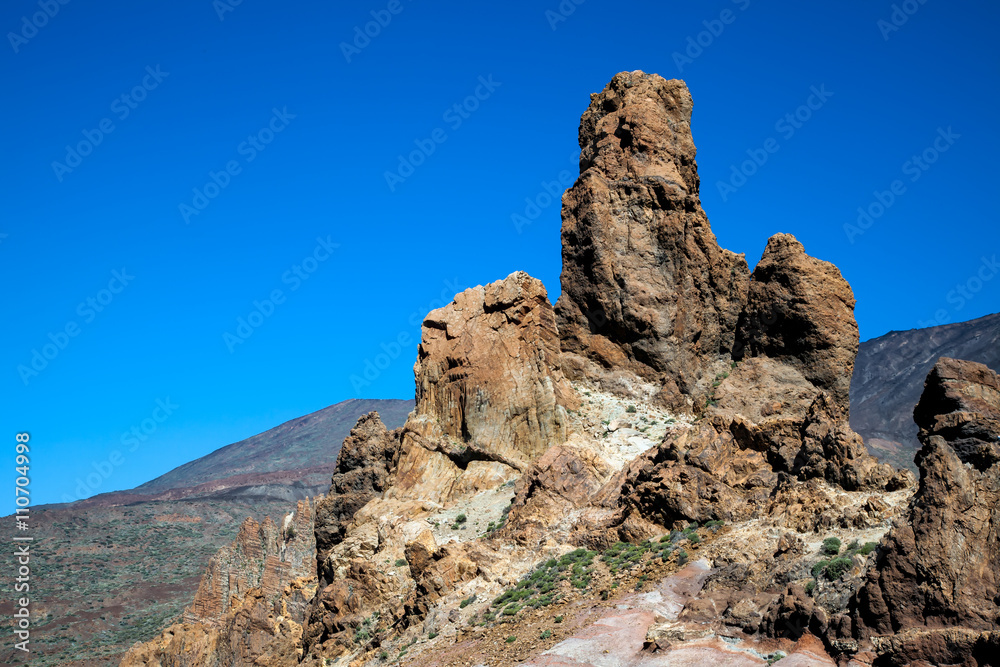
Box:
xmin=3 ymin=0 xmax=998 ymax=507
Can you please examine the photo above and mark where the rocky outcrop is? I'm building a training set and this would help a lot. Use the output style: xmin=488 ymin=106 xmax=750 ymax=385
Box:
xmin=734 ymin=233 xmax=859 ymax=415
xmin=851 ymin=358 xmax=1000 ymax=665
xmin=554 ymin=70 xmax=750 ymax=407
xmin=305 ymin=413 xmax=405 ymax=653
xmin=851 ymin=312 xmax=1000 ymax=473
xmin=313 ymin=412 xmax=402 ymax=583
xmin=122 ymin=500 xmax=318 ymax=667
xmin=187 ymin=500 xmax=316 ymax=625
xmin=392 ymin=271 xmax=578 ymax=502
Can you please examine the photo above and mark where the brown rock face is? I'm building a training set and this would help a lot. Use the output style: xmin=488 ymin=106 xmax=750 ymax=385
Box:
xmin=554 ymin=70 xmax=750 ymax=405
xmin=852 ymin=358 xmax=1000 ymax=665
xmin=393 ymin=271 xmax=577 ymax=501
xmin=734 ymin=233 xmax=860 ymax=414
xmin=187 ymin=499 xmax=316 ymax=625
xmin=305 ymin=412 xmax=403 ymax=652
xmin=122 ymin=500 xmax=318 ymax=667
xmin=313 ymin=412 xmax=402 ymax=581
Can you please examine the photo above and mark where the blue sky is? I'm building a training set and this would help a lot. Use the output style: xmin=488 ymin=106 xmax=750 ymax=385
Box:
xmin=3 ymin=0 xmax=998 ymax=507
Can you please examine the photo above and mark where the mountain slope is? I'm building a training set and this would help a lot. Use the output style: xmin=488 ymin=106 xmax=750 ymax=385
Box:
xmin=0 ymin=397 xmax=412 ymax=667
xmin=851 ymin=312 xmax=1000 ymax=470
xmin=135 ymin=398 xmax=413 ymax=494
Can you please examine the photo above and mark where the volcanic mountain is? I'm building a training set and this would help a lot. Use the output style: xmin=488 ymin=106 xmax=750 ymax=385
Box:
xmin=852 ymin=312 xmax=1000 ymax=471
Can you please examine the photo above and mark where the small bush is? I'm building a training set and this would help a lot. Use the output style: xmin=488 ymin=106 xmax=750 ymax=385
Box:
xmin=821 ymin=537 xmax=842 ymax=556
xmin=825 ymin=557 xmax=852 ymax=581
xmin=846 ymin=539 xmax=861 ymax=551
xmin=428 ymin=631 xmax=438 ymax=639
xmin=455 ymin=513 xmax=467 ymax=524
xmin=811 ymin=560 xmax=830 ymax=578
xmin=859 ymin=542 xmax=877 ymax=555
xmin=677 ymin=549 xmax=688 ymax=566
xmin=805 ymin=580 xmax=815 ymax=595
xmin=379 ymin=651 xmax=388 ymax=660
xmin=554 ymin=615 xmax=564 ymax=623
xmin=540 ymin=629 xmax=552 ymax=639
xmin=394 ymin=559 xmax=407 ymax=567
xmin=506 ymin=636 xmax=517 ymax=643
xmin=460 ymin=596 xmax=474 ymax=609
xmin=626 ymin=405 xmax=637 ymax=413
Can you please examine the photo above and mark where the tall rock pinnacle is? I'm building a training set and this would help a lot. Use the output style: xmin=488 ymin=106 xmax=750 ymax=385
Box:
xmin=554 ymin=71 xmax=750 ymax=406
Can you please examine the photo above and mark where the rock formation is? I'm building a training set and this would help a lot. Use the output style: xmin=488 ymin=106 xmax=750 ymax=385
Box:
xmin=734 ymin=233 xmax=860 ymax=415
xmin=121 ymin=499 xmax=318 ymax=667
xmin=119 ymin=70 xmax=995 ymax=667
xmin=851 ymin=357 xmax=1000 ymax=665
xmin=312 ymin=412 xmax=402 ymax=583
xmin=554 ymin=70 xmax=750 ymax=408
xmin=392 ymin=270 xmax=578 ymax=502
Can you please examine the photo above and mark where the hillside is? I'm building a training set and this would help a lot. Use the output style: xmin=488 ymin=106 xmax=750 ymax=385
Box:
xmin=851 ymin=312 xmax=1000 ymax=471
xmin=0 ymin=398 xmax=412 ymax=666
xmin=135 ymin=398 xmax=414 ymax=494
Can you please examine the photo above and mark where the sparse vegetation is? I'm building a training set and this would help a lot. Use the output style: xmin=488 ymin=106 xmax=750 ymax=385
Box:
xmin=824 ymin=557 xmax=853 ymax=581
xmin=506 ymin=635 xmax=517 ymax=643
xmin=626 ymin=405 xmax=637 ymax=413
xmin=821 ymin=537 xmax=842 ymax=556
xmin=540 ymin=629 xmax=552 ymax=639
xmin=394 ymin=558 xmax=408 ymax=567
xmin=460 ymin=595 xmax=474 ymax=609
xmin=554 ymin=615 xmax=564 ymax=623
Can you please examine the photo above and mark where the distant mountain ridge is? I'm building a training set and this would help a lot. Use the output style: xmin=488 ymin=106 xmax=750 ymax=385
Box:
xmin=134 ymin=398 xmax=413 ymax=496
xmin=851 ymin=312 xmax=1000 ymax=471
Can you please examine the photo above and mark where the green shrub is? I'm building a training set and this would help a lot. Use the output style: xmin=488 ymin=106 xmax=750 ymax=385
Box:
xmin=394 ymin=559 xmax=407 ymax=567
xmin=859 ymin=542 xmax=877 ymax=555
xmin=825 ymin=557 xmax=852 ymax=581
xmin=626 ymin=405 xmax=637 ymax=413
xmin=459 ymin=596 xmax=473 ymax=609
xmin=554 ymin=615 xmax=564 ymax=623
xmin=677 ymin=549 xmax=688 ymax=566
xmin=540 ymin=629 xmax=552 ymax=639
xmin=811 ymin=560 xmax=830 ymax=578
xmin=502 ymin=603 xmax=522 ymax=616
xmin=846 ymin=539 xmax=861 ymax=551
xmin=805 ymin=580 xmax=815 ymax=595
xmin=506 ymin=635 xmax=517 ymax=643
xmin=455 ymin=513 xmax=467 ymax=524
xmin=428 ymin=631 xmax=438 ymax=639
xmin=379 ymin=651 xmax=388 ymax=660
xmin=821 ymin=537 xmax=842 ymax=556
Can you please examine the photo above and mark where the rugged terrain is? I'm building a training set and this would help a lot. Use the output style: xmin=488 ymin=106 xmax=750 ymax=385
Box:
xmin=65 ymin=70 xmax=1000 ymax=667
xmin=0 ymin=399 xmax=411 ymax=666
xmin=851 ymin=312 xmax=1000 ymax=472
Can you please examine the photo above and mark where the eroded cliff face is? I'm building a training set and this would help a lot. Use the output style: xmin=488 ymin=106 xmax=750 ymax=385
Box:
xmin=392 ymin=270 xmax=578 ymax=503
xmin=120 ymin=500 xmax=318 ymax=667
xmin=554 ymin=70 xmax=750 ymax=409
xmin=121 ymin=71 xmax=990 ymax=667
xmin=850 ymin=358 xmax=1000 ymax=666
